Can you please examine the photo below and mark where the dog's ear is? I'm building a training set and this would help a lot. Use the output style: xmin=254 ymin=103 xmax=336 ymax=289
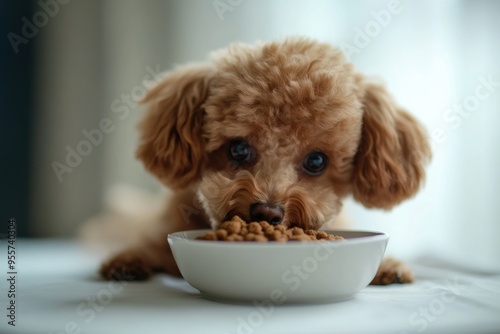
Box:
xmin=352 ymin=80 xmax=431 ymax=209
xmin=136 ymin=63 xmax=215 ymax=189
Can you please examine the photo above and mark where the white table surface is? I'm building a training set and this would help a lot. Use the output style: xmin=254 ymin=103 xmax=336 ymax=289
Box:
xmin=0 ymin=240 xmax=499 ymax=334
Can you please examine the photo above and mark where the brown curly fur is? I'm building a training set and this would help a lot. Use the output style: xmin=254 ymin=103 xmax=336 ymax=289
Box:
xmin=100 ymin=37 xmax=431 ymax=284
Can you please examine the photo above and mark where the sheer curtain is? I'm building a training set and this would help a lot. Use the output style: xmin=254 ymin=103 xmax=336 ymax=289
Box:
xmin=33 ymin=0 xmax=500 ymax=270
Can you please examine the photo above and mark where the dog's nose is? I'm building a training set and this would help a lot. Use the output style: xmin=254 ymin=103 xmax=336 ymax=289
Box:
xmin=249 ymin=203 xmax=284 ymax=225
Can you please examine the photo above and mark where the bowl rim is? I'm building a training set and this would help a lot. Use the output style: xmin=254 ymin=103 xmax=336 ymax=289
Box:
xmin=168 ymin=229 xmax=389 ymax=248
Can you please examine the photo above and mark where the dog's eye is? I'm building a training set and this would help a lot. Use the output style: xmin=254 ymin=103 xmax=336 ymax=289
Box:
xmin=228 ymin=140 xmax=254 ymax=163
xmin=302 ymin=152 xmax=328 ymax=176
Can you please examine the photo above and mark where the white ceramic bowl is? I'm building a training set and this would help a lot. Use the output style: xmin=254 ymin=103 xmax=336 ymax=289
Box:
xmin=168 ymin=229 xmax=388 ymax=303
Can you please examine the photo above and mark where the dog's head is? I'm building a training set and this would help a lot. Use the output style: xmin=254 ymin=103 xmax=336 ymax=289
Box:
xmin=137 ymin=38 xmax=431 ymax=229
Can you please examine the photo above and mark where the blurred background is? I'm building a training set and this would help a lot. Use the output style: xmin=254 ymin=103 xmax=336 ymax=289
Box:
xmin=2 ymin=0 xmax=499 ymax=270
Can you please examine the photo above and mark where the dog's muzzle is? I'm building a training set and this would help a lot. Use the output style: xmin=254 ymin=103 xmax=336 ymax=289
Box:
xmin=249 ymin=202 xmax=284 ymax=225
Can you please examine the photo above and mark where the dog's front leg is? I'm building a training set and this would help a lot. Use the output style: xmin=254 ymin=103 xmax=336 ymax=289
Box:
xmin=370 ymin=257 xmax=414 ymax=285
xmin=99 ymin=190 xmax=210 ymax=281
xmin=99 ymin=237 xmax=180 ymax=281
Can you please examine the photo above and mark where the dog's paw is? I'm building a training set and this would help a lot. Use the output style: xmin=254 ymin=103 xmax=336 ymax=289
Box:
xmin=99 ymin=254 xmax=153 ymax=281
xmin=370 ymin=257 xmax=414 ymax=285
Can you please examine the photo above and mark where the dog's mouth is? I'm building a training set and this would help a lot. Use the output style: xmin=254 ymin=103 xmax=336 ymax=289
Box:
xmin=223 ymin=209 xmax=249 ymax=224
xmin=222 ymin=210 xmax=299 ymax=228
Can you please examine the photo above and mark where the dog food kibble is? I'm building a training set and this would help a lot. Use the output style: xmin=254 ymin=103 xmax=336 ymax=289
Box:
xmin=196 ymin=216 xmax=344 ymax=242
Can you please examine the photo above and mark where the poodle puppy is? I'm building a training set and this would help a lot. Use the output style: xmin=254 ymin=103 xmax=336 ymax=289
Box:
xmin=100 ymin=37 xmax=431 ymax=284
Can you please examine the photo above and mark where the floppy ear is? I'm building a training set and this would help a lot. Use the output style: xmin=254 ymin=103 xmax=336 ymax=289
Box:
xmin=136 ymin=63 xmax=215 ymax=189
xmin=352 ymin=80 xmax=431 ymax=209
